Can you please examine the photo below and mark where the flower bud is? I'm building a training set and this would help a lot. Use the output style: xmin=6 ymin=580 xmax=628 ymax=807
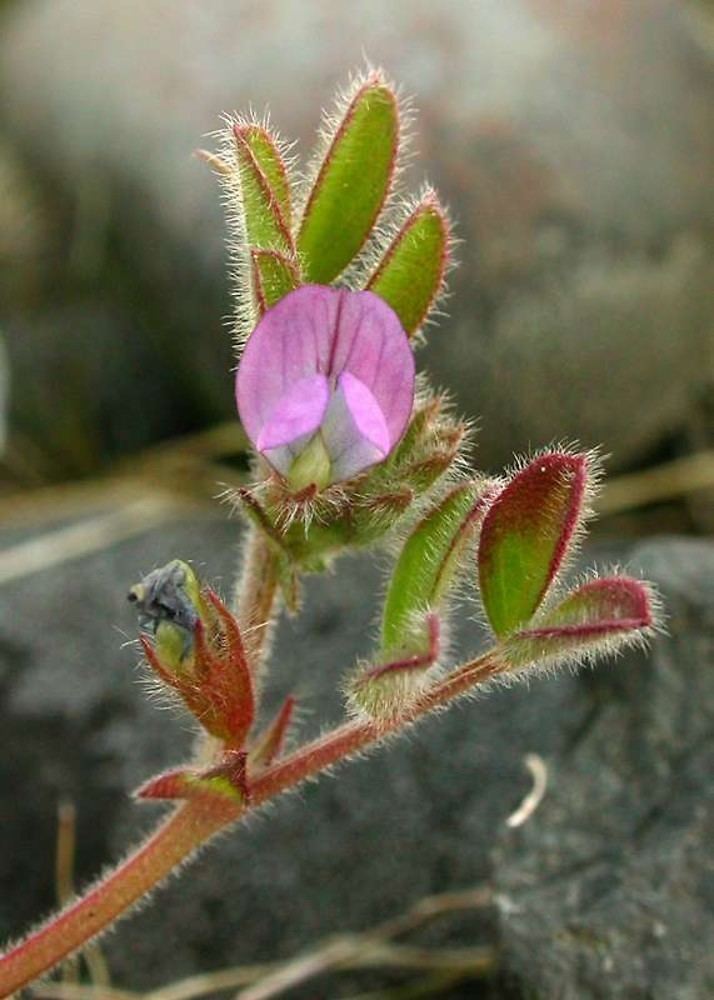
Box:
xmin=129 ymin=562 xmax=255 ymax=747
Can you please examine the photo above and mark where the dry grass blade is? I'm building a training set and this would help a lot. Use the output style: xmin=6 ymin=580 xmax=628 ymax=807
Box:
xmin=0 ymin=496 xmax=191 ymax=586
xmin=30 ymin=985 xmax=138 ymax=1000
xmin=372 ymin=887 xmax=493 ymax=940
xmin=234 ymin=886 xmax=495 ymax=1000
xmin=235 ymin=938 xmax=359 ymax=1000
xmin=55 ymin=802 xmax=79 ymax=988
xmin=143 ymin=963 xmax=271 ymax=1000
xmin=53 ymin=802 xmax=112 ymax=993
xmin=30 ymin=885 xmax=494 ymax=1000
xmin=597 ymin=449 xmax=714 ymax=515
xmin=235 ymin=940 xmax=496 ymax=1000
xmin=341 ymin=970 xmax=470 ymax=1000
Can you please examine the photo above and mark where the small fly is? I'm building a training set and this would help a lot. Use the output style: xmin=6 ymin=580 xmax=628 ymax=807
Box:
xmin=128 ymin=560 xmax=200 ymax=657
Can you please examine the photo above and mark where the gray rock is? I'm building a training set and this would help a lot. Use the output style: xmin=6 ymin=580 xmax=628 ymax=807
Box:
xmin=492 ymin=538 xmax=714 ymax=1000
xmin=1 ymin=0 xmax=713 ymax=471
xmin=1 ymin=510 xmax=712 ymax=997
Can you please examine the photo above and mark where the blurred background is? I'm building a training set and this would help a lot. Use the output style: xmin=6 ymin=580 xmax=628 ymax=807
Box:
xmin=1 ymin=0 xmax=713 ymax=518
xmin=0 ymin=2 xmax=713 ymax=998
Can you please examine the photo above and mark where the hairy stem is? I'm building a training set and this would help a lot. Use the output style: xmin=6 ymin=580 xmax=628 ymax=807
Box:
xmin=234 ymin=526 xmax=282 ymax=679
xmin=0 ymin=648 xmax=502 ymax=995
xmin=0 ymin=799 xmax=240 ymax=996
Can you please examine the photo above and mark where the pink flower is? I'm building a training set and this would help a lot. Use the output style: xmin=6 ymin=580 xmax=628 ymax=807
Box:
xmin=236 ymin=286 xmax=415 ymax=489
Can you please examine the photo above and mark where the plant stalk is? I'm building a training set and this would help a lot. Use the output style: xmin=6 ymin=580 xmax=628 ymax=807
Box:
xmin=0 ymin=648 xmax=501 ymax=996
xmin=234 ymin=526 xmax=281 ymax=679
xmin=0 ymin=800 xmax=238 ymax=997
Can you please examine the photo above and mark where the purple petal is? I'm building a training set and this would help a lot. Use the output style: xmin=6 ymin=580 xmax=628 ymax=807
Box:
xmin=236 ymin=286 xmax=343 ymax=447
xmin=329 ymin=289 xmax=415 ymax=446
xmin=321 ymin=371 xmax=390 ymax=481
xmin=337 ymin=371 xmax=391 ymax=454
xmin=256 ymin=373 xmax=329 ymax=452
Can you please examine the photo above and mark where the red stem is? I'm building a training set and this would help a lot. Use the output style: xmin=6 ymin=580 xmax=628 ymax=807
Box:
xmin=0 ymin=799 xmax=238 ymax=996
xmin=0 ymin=650 xmax=501 ymax=995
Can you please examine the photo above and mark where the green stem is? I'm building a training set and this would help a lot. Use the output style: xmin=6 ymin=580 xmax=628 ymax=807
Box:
xmin=0 ymin=649 xmax=502 ymax=996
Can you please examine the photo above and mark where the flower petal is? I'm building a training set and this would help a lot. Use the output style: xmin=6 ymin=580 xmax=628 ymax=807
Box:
xmin=256 ymin=373 xmax=329 ymax=452
xmin=331 ymin=289 xmax=415 ymax=446
xmin=321 ymin=371 xmax=390 ymax=481
xmin=237 ymin=286 xmax=414 ymax=448
xmin=336 ymin=371 xmax=391 ymax=454
xmin=236 ymin=286 xmax=342 ymax=446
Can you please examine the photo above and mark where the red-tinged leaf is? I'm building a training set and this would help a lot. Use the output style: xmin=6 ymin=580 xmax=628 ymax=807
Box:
xmin=251 ymin=248 xmax=301 ymax=314
xmin=135 ymin=769 xmax=192 ymax=801
xmin=204 ymin=589 xmax=249 ymax=675
xmin=191 ymin=619 xmax=222 ymax=683
xmin=381 ymin=480 xmax=494 ymax=653
xmin=298 ymin=72 xmax=400 ymax=283
xmin=349 ymin=614 xmax=441 ymax=722
xmin=143 ymin=595 xmax=255 ymax=747
xmin=368 ymin=613 xmax=441 ymax=682
xmin=507 ymin=576 xmax=656 ymax=670
xmin=135 ymin=763 xmax=246 ymax=804
xmin=367 ymin=190 xmax=451 ymax=335
xmin=238 ymin=123 xmax=293 ymax=227
xmin=232 ymin=124 xmax=293 ymax=252
xmin=197 ymin=591 xmax=256 ymax=748
xmin=478 ymin=452 xmax=590 ymax=637
xmin=250 ymin=696 xmax=296 ymax=768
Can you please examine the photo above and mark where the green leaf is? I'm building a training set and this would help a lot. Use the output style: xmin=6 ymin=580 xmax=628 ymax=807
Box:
xmin=368 ymin=191 xmax=450 ymax=335
xmin=240 ymin=124 xmax=293 ymax=227
xmin=232 ymin=123 xmax=292 ymax=251
xmin=381 ymin=480 xmax=490 ymax=652
xmin=506 ymin=576 xmax=655 ymax=670
xmin=478 ymin=452 xmax=590 ymax=638
xmin=298 ymin=75 xmax=399 ymax=283
xmin=251 ymin=249 xmax=301 ymax=313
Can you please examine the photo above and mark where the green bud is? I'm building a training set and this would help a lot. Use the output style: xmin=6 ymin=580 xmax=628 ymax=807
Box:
xmin=128 ymin=559 xmax=203 ymax=670
xmin=287 ymin=434 xmax=332 ymax=492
